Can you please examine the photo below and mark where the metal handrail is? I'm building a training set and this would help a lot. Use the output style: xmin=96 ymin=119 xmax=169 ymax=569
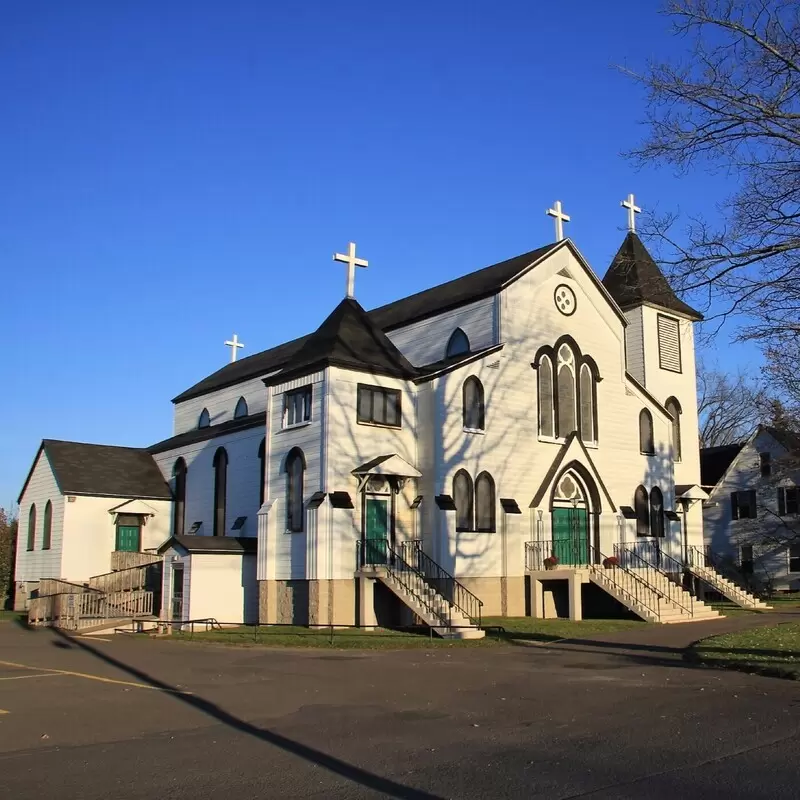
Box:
xmin=686 ymin=545 xmax=769 ymax=600
xmin=586 ymin=544 xmax=663 ymax=620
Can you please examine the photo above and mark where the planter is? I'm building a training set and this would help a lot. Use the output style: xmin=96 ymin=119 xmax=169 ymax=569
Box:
xmin=602 ymin=557 xmax=619 ymax=569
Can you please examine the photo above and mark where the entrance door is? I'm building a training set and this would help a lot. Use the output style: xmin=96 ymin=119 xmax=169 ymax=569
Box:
xmin=116 ymin=524 xmax=141 ymax=552
xmin=171 ymin=565 xmax=184 ymax=621
xmin=551 ymin=507 xmax=589 ymax=566
xmin=364 ymin=497 xmax=389 ymax=565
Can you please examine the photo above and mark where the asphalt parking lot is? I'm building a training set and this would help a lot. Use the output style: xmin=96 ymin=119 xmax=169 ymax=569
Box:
xmin=1 ymin=618 xmax=799 ymax=799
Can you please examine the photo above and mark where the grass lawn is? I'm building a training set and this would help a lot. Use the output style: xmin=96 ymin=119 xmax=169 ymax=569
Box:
xmin=161 ymin=616 xmax=645 ymax=650
xmin=693 ymin=622 xmax=800 ymax=679
xmin=0 ymin=610 xmax=24 ymax=623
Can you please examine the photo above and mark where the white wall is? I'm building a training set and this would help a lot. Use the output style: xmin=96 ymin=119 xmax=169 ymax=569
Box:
xmin=623 ymin=307 xmax=645 ymax=385
xmin=187 ymin=553 xmax=258 ymax=624
xmin=172 ymin=376 xmax=268 ymax=436
xmin=15 ymin=450 xmax=64 ymax=582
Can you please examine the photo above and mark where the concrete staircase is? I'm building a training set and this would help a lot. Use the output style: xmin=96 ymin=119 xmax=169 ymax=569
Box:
xmin=687 ymin=562 xmax=772 ymax=611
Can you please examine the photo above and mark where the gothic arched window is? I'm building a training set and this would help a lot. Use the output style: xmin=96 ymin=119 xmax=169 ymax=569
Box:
xmin=285 ymin=448 xmax=306 ymax=533
xmin=173 ymin=458 xmax=187 ymax=537
xmin=639 ymin=409 xmax=655 ymax=455
xmin=463 ymin=376 xmax=485 ymax=431
xmin=475 ymin=472 xmax=496 ymax=532
xmin=634 ymin=486 xmax=650 ymax=537
xmin=453 ymin=469 xmax=474 ymax=532
xmin=665 ymin=397 xmax=682 ymax=462
xmin=42 ymin=501 xmax=52 ymax=550
xmin=556 ymin=344 xmax=576 ymax=436
xmin=27 ymin=504 xmax=36 ymax=551
xmin=579 ymin=362 xmax=595 ymax=443
xmin=538 ymin=355 xmax=555 ymax=438
xmin=446 ymin=328 xmax=470 ymax=358
xmin=234 ymin=396 xmax=249 ymax=419
xmin=212 ymin=448 xmax=228 ymax=537
xmin=198 ymin=408 xmax=211 ymax=429
xmin=650 ymin=487 xmax=665 ymax=538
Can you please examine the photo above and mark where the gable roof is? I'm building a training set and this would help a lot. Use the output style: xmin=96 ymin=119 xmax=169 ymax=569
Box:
xmin=19 ymin=440 xmax=172 ymax=503
xmin=699 ymin=443 xmax=745 ymax=488
xmin=172 ymin=241 xmax=561 ymax=403
xmin=158 ymin=535 xmax=257 ymax=555
xmin=265 ymin=298 xmax=417 ymax=386
xmin=602 ymin=232 xmax=703 ymax=321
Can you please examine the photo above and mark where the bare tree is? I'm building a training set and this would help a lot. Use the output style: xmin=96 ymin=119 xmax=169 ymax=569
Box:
xmin=623 ymin=1 xmax=800 ymax=351
xmin=697 ymin=362 xmax=766 ymax=446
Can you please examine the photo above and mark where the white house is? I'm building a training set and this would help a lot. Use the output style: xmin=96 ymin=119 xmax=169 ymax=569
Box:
xmin=701 ymin=425 xmax=800 ymax=592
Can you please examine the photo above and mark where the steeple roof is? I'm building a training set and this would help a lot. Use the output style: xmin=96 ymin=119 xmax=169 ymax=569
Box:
xmin=265 ymin=297 xmax=417 ymax=385
xmin=602 ymin=232 xmax=703 ymax=320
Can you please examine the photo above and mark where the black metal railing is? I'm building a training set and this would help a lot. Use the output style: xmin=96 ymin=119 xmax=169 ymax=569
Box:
xmin=524 ymin=539 xmax=595 ymax=571
xmin=686 ymin=545 xmax=770 ymax=600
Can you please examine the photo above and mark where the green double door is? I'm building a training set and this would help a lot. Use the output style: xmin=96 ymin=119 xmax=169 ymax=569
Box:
xmin=115 ymin=525 xmax=141 ymax=552
xmin=551 ymin=507 xmax=589 ymax=566
xmin=364 ymin=498 xmax=389 ymax=565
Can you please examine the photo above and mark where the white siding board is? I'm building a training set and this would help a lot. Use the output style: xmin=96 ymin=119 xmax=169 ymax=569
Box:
xmin=172 ymin=376 xmax=268 ymax=436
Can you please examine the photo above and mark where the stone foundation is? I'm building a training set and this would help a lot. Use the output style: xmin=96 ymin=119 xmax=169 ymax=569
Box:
xmin=456 ymin=576 xmax=526 ymax=617
xmin=259 ymin=579 xmax=357 ymax=626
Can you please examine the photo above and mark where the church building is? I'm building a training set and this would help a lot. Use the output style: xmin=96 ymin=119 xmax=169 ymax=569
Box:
xmin=17 ymin=199 xmax=734 ymax=632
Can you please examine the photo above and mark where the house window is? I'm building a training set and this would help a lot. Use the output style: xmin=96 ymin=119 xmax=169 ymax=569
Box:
xmin=778 ymin=487 xmax=799 ymax=516
xmin=258 ymin=438 xmax=266 ymax=507
xmin=356 ymin=384 xmax=401 ymax=427
xmin=789 ymin=545 xmax=800 ymax=573
xmin=639 ymin=409 xmax=655 ymax=455
xmin=649 ymin=487 xmax=665 ymax=538
xmin=284 ymin=386 xmax=312 ymax=427
xmin=27 ymin=504 xmax=36 ymax=551
xmin=538 ymin=355 xmax=555 ymax=438
xmin=173 ymin=458 xmax=187 ymax=537
xmin=212 ymin=447 xmax=228 ymax=536
xmin=234 ymin=396 xmax=249 ymax=419
xmin=446 ymin=328 xmax=470 ymax=358
xmin=634 ymin=486 xmax=649 ymax=536
xmin=463 ymin=376 xmax=485 ymax=431
xmin=285 ymin=448 xmax=306 ymax=533
xmin=475 ymin=472 xmax=496 ymax=532
xmin=665 ymin=397 xmax=682 ymax=462
xmin=579 ymin=363 xmax=595 ymax=443
xmin=556 ymin=344 xmax=576 ymax=436
xmin=731 ymin=489 xmax=757 ymax=520
xmin=198 ymin=408 xmax=211 ymax=429
xmin=657 ymin=314 xmax=682 ymax=373
xmin=759 ymin=452 xmax=772 ymax=477
xmin=453 ymin=469 xmax=474 ymax=532
xmin=42 ymin=500 xmax=52 ymax=550
xmin=740 ymin=544 xmax=754 ymax=575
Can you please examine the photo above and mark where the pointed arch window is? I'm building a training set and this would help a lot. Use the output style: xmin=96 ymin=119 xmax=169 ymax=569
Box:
xmin=579 ymin=363 xmax=595 ymax=443
xmin=27 ymin=504 xmax=36 ymax=551
xmin=198 ymin=408 xmax=211 ymax=429
xmin=453 ymin=469 xmax=474 ymax=532
xmin=212 ymin=448 xmax=228 ymax=537
xmin=463 ymin=376 xmax=485 ymax=431
xmin=42 ymin=500 xmax=53 ymax=550
xmin=258 ymin=438 xmax=266 ymax=507
xmin=234 ymin=396 xmax=249 ymax=419
xmin=665 ymin=397 xmax=682 ymax=462
xmin=556 ymin=344 xmax=576 ymax=436
xmin=634 ymin=486 xmax=650 ymax=537
xmin=650 ymin=487 xmax=665 ymax=538
xmin=475 ymin=472 xmax=496 ymax=532
xmin=538 ymin=355 xmax=555 ymax=438
xmin=446 ymin=328 xmax=470 ymax=358
xmin=285 ymin=448 xmax=306 ymax=533
xmin=173 ymin=458 xmax=187 ymax=537
xmin=639 ymin=409 xmax=655 ymax=455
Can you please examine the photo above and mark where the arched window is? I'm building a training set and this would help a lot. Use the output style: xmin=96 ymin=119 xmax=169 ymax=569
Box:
xmin=446 ymin=328 xmax=470 ymax=358
xmin=650 ymin=487 xmax=665 ymax=538
xmin=42 ymin=500 xmax=52 ymax=550
xmin=173 ymin=458 xmax=187 ymax=537
xmin=234 ymin=396 xmax=248 ymax=419
xmin=579 ymin=363 xmax=595 ymax=443
xmin=212 ymin=448 xmax=228 ymax=537
xmin=634 ymin=486 xmax=649 ymax=537
xmin=27 ymin=504 xmax=36 ymax=551
xmin=665 ymin=397 xmax=682 ymax=462
xmin=538 ymin=355 xmax=555 ymax=438
xmin=462 ymin=376 xmax=485 ymax=431
xmin=453 ymin=469 xmax=474 ymax=532
xmin=639 ymin=409 xmax=654 ymax=455
xmin=475 ymin=472 xmax=496 ymax=532
xmin=258 ymin=438 xmax=266 ymax=507
xmin=198 ymin=408 xmax=211 ymax=429
xmin=556 ymin=344 xmax=576 ymax=436
xmin=285 ymin=448 xmax=306 ymax=533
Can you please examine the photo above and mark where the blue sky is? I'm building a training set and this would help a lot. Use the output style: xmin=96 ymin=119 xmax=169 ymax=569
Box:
xmin=0 ymin=1 xmax=753 ymax=509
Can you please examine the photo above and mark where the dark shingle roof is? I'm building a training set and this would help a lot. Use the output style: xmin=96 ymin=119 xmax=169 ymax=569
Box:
xmin=23 ymin=440 xmax=172 ymax=501
xmin=149 ymin=412 xmax=266 ymax=454
xmin=700 ymin=443 xmax=745 ymax=488
xmin=764 ymin=425 xmax=800 ymax=454
xmin=267 ymin=298 xmax=417 ymax=385
xmin=602 ymin=232 xmax=703 ymax=320
xmin=158 ymin=535 xmax=257 ymax=554
xmin=173 ymin=242 xmax=560 ymax=403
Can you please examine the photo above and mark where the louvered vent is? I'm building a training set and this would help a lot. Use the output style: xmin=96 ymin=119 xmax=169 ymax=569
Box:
xmin=657 ymin=314 xmax=681 ymax=372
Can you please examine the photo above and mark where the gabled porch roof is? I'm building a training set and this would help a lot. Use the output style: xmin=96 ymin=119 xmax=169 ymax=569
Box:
xmin=352 ymin=454 xmax=422 ymax=478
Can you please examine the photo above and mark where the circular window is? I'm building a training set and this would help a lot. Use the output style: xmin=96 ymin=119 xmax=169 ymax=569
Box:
xmin=554 ymin=284 xmax=576 ymax=316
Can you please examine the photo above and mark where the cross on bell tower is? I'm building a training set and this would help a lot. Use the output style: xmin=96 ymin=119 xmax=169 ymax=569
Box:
xmin=333 ymin=241 xmax=369 ymax=299
xmin=621 ymin=193 xmax=641 ymax=233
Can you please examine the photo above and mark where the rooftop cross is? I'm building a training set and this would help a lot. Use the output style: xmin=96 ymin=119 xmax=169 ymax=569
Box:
xmin=546 ymin=200 xmax=571 ymax=242
xmin=621 ymin=193 xmax=642 ymax=233
xmin=333 ymin=241 xmax=369 ymax=299
xmin=225 ymin=333 xmax=244 ymax=363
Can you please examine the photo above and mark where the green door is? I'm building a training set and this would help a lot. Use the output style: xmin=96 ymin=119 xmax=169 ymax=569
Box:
xmin=551 ymin=507 xmax=588 ymax=566
xmin=364 ymin=498 xmax=389 ymax=565
xmin=116 ymin=525 xmax=141 ymax=553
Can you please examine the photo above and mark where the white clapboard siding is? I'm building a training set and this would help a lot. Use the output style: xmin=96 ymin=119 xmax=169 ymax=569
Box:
xmin=624 ymin=307 xmax=645 ymax=385
xmin=172 ymin=376 xmax=268 ymax=436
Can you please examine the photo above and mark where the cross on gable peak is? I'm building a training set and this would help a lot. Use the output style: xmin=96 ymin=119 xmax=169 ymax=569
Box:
xmin=225 ymin=333 xmax=244 ymax=363
xmin=546 ymin=200 xmax=571 ymax=242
